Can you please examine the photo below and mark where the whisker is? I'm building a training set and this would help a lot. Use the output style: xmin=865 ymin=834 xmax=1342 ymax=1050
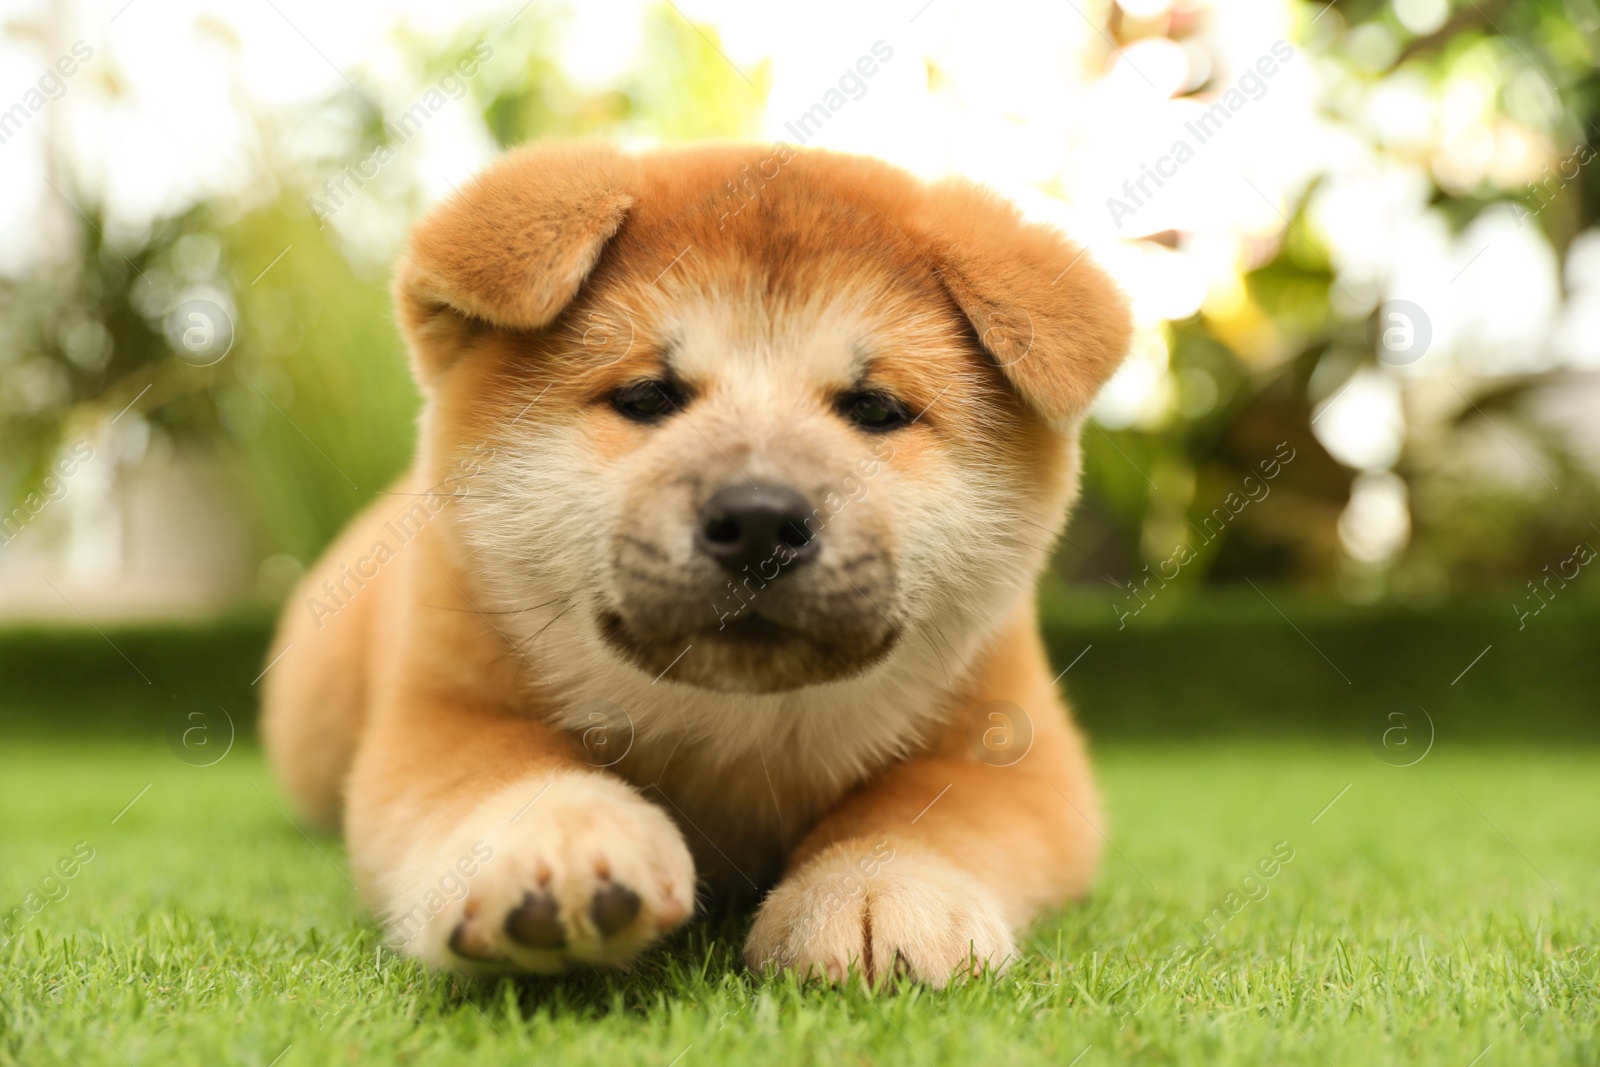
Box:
xmin=927 ymin=618 xmax=960 ymax=666
xmin=995 ymin=532 xmax=1058 ymax=555
xmin=374 ymin=490 xmax=472 ymax=499
xmin=513 ymin=599 xmax=578 ymax=657
xmin=423 ymin=595 xmax=568 ymax=617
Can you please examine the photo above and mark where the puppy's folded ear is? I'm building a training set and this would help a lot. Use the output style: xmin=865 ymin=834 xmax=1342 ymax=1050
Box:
xmin=394 ymin=142 xmax=637 ymax=379
xmin=918 ymin=179 xmax=1132 ymax=426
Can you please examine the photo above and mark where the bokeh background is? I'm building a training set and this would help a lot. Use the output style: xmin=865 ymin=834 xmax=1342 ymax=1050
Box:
xmin=1 ymin=0 xmax=1596 ymax=744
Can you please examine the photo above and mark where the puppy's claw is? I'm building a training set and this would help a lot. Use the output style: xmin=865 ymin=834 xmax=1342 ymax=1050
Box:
xmin=591 ymin=880 xmax=641 ymax=937
xmin=655 ymin=892 xmax=687 ymax=930
xmin=505 ymin=891 xmax=566 ymax=949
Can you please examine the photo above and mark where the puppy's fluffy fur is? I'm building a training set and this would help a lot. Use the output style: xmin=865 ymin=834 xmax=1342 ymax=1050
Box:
xmin=262 ymin=141 xmax=1131 ymax=985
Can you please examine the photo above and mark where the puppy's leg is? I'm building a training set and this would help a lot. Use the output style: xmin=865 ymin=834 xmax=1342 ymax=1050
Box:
xmin=261 ymin=484 xmax=406 ymax=829
xmin=346 ymin=697 xmax=696 ymax=973
xmin=745 ymin=635 xmax=1101 ymax=987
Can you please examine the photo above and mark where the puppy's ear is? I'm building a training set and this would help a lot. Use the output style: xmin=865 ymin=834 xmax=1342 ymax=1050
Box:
xmin=918 ymin=179 xmax=1131 ymax=425
xmin=393 ymin=142 xmax=637 ymax=379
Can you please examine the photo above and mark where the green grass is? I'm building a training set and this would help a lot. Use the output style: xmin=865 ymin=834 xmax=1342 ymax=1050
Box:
xmin=3 ymin=740 xmax=1595 ymax=1066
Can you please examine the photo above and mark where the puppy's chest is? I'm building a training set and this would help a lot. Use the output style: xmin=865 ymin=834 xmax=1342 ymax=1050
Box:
xmin=608 ymin=739 xmax=855 ymax=897
xmin=535 ymin=657 xmax=956 ymax=893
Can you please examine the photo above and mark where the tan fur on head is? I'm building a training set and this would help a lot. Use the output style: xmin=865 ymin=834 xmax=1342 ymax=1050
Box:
xmin=393 ymin=141 xmax=638 ymax=380
xmin=263 ymin=140 xmax=1129 ymax=986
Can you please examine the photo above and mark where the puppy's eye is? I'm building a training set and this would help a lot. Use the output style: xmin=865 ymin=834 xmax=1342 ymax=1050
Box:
xmin=838 ymin=390 xmax=912 ymax=432
xmin=612 ymin=380 xmax=683 ymax=423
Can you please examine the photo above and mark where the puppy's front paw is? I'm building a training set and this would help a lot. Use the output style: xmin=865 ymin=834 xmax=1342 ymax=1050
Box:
xmin=385 ymin=772 xmax=695 ymax=974
xmin=743 ymin=845 xmax=1015 ymax=988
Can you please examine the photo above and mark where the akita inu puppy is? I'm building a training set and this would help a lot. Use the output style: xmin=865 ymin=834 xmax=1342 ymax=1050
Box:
xmin=263 ymin=141 xmax=1130 ymax=985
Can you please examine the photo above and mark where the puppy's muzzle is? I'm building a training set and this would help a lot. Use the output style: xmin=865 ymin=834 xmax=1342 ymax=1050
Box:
xmin=694 ymin=483 xmax=818 ymax=575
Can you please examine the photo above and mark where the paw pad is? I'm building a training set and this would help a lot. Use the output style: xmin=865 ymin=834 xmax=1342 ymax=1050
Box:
xmin=398 ymin=773 xmax=697 ymax=973
xmin=505 ymin=891 xmax=565 ymax=948
xmin=591 ymin=880 xmax=641 ymax=937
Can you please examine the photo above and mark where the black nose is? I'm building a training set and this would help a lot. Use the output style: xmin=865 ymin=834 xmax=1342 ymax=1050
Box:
xmin=696 ymin=484 xmax=818 ymax=574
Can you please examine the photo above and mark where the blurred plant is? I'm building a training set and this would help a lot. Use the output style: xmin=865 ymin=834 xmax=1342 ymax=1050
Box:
xmin=0 ymin=4 xmax=767 ymax=591
xmin=1056 ymin=0 xmax=1600 ymax=608
xmin=0 ymin=193 xmax=190 ymax=493
xmin=2 ymin=0 xmax=1596 ymax=614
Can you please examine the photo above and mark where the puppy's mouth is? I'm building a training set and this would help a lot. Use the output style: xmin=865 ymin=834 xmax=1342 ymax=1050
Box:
xmin=712 ymin=613 xmax=801 ymax=646
xmin=597 ymin=598 xmax=901 ymax=694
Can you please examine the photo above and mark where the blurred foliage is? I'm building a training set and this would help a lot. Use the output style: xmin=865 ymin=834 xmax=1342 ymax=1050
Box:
xmin=1061 ymin=0 xmax=1600 ymax=609
xmin=0 ymin=6 xmax=766 ymax=581
xmin=6 ymin=592 xmax=1595 ymax=742
xmin=477 ymin=7 xmax=771 ymax=144
xmin=1 ymin=0 xmax=1597 ymax=612
xmin=221 ymin=204 xmax=420 ymax=562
